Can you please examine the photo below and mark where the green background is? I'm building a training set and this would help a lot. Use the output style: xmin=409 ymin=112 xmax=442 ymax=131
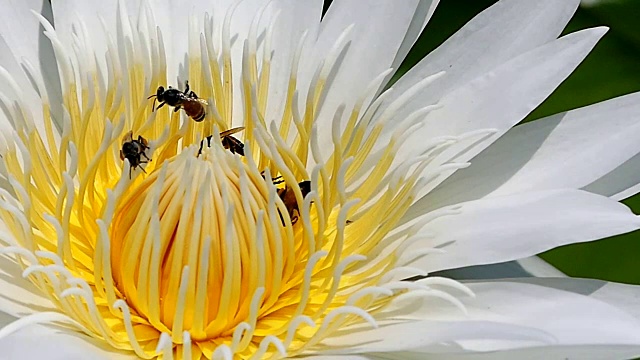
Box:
xmin=399 ymin=0 xmax=640 ymax=284
xmin=324 ymin=0 xmax=640 ymax=283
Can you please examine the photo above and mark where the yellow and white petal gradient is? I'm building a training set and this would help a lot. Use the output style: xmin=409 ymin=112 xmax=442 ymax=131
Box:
xmin=1 ymin=0 xmax=640 ymax=359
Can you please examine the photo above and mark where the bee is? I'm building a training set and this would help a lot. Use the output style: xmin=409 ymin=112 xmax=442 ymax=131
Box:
xmin=148 ymin=81 xmax=208 ymax=122
xmin=277 ymin=180 xmax=311 ymax=225
xmin=197 ymin=127 xmax=245 ymax=156
xmin=120 ymin=131 xmax=151 ymax=178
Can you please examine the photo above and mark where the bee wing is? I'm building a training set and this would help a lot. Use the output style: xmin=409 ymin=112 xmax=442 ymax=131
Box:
xmin=122 ymin=130 xmax=133 ymax=145
xmin=139 ymin=135 xmax=149 ymax=148
xmin=220 ymin=127 xmax=245 ymax=137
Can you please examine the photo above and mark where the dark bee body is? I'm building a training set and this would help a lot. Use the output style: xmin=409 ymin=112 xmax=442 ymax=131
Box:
xmin=148 ymin=81 xmax=208 ymax=122
xmin=120 ymin=131 xmax=151 ymax=178
xmin=277 ymin=180 xmax=311 ymax=225
xmin=197 ymin=127 xmax=245 ymax=156
xmin=259 ymin=173 xmax=311 ymax=225
xmin=220 ymin=134 xmax=245 ymax=156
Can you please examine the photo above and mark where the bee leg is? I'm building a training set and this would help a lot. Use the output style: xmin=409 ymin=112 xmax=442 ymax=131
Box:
xmin=197 ymin=142 xmax=204 ymax=157
xmin=142 ymin=152 xmax=151 ymax=161
xmin=278 ymin=210 xmax=285 ymax=226
xmin=197 ymin=138 xmax=207 ymax=157
xmin=174 ymin=105 xmax=181 ymax=113
xmin=189 ymin=91 xmax=198 ymax=99
xmin=156 ymin=102 xmax=166 ymax=110
xmin=197 ymin=135 xmax=213 ymax=157
xmin=184 ymin=81 xmax=190 ymax=94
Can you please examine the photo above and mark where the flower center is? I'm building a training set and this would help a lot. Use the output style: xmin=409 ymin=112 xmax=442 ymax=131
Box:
xmin=110 ymin=146 xmax=296 ymax=343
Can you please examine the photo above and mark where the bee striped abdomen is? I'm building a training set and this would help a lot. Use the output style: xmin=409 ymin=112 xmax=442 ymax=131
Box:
xmin=194 ymin=110 xmax=206 ymax=121
xmin=183 ymin=99 xmax=207 ymax=122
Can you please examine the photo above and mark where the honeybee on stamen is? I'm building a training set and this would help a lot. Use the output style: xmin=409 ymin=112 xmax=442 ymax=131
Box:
xmin=148 ymin=81 xmax=208 ymax=122
xmin=197 ymin=127 xmax=246 ymax=157
xmin=260 ymin=172 xmax=311 ymax=225
xmin=277 ymin=180 xmax=311 ymax=226
xmin=120 ymin=131 xmax=151 ymax=178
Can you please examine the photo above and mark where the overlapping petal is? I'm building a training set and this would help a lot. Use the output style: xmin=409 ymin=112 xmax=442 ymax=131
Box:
xmin=403 ymin=189 xmax=640 ymax=272
xmin=318 ymin=282 xmax=640 ymax=359
xmin=413 ymin=92 xmax=640 ymax=212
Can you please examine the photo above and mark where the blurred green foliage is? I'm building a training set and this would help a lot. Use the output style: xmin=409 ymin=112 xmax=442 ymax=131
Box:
xmin=399 ymin=0 xmax=640 ymax=283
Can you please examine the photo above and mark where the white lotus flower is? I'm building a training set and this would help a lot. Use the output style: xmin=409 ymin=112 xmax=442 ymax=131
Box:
xmin=1 ymin=0 xmax=640 ymax=359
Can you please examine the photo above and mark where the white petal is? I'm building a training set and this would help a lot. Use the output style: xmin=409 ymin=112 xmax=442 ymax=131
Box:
xmin=402 ymin=27 xmax=607 ymax=199
xmin=147 ymin=0 xmax=234 ymax=83
xmin=0 ymin=0 xmax=62 ymax=129
xmin=391 ymin=345 xmax=640 ymax=360
xmin=227 ymin=0 xmax=274 ymax=123
xmin=0 ymin=324 xmax=133 ymax=359
xmin=0 ymin=0 xmax=50 ymax=54
xmin=405 ymin=189 xmax=640 ymax=272
xmin=461 ymin=281 xmax=640 ymax=347
xmin=264 ymin=0 xmax=323 ymax=124
xmin=387 ymin=0 xmax=440 ymax=85
xmin=430 ymin=261 xmax=535 ymax=280
xmin=591 ymin=282 xmax=640 ymax=320
xmin=398 ymin=281 xmax=640 ymax=359
xmin=383 ymin=282 xmax=640 ymax=357
xmin=324 ymin=282 xmax=640 ymax=357
xmin=426 ymin=257 xmax=566 ymax=282
xmin=312 ymin=0 xmax=431 ymax=95
xmin=385 ymin=0 xmax=579 ymax=128
xmin=583 ymin=151 xmax=640 ymax=200
xmin=516 ymin=256 xmax=566 ymax=277
xmin=0 ymin=35 xmax=40 ymax=130
xmin=51 ymin=0 xmax=118 ymax=72
xmin=414 ymin=92 xmax=640 ymax=212
xmin=0 ymin=253 xmax=55 ymax=317
xmin=306 ymin=0 xmax=437 ymax=152
xmin=429 ymin=256 xmax=565 ymax=281
xmin=486 ymin=93 xmax=640 ymax=195
xmin=320 ymin=319 xmax=554 ymax=354
xmin=0 ymin=0 xmax=57 ymax=82
xmin=503 ymin=277 xmax=640 ymax=320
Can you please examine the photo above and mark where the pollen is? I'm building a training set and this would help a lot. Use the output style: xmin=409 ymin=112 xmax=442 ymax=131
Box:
xmin=0 ymin=3 xmax=474 ymax=359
